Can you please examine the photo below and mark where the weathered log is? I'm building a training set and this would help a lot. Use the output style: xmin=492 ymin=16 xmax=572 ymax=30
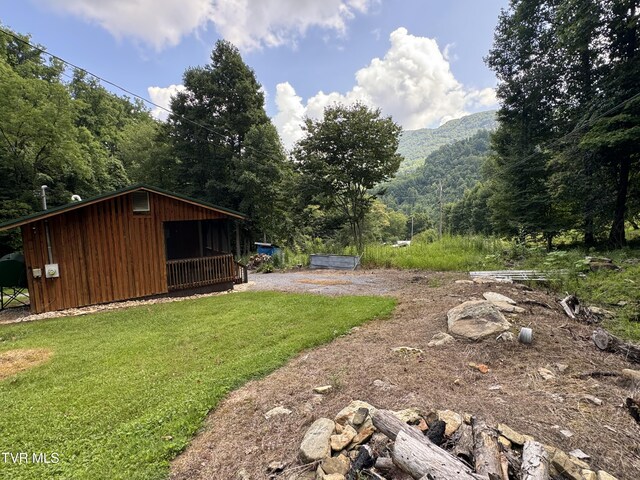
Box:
xmin=502 ymin=448 xmax=522 ymax=477
xmin=521 ymin=440 xmax=549 ymax=480
xmin=393 ymin=430 xmax=486 ymax=480
xmin=592 ymin=328 xmax=640 ymax=363
xmin=471 ymin=417 xmax=502 ymax=479
xmin=452 ymin=422 xmax=474 ymax=464
xmin=374 ymin=456 xmax=394 ymax=473
xmin=499 ymin=453 xmax=509 ymax=480
xmin=372 ymin=410 xmax=428 ymax=443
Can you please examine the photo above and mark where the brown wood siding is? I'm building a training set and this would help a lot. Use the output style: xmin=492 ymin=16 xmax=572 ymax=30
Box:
xmin=22 ymin=192 xmax=231 ymax=313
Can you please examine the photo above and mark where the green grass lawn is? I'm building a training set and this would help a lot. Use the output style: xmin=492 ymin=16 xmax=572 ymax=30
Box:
xmin=0 ymin=292 xmax=395 ymax=479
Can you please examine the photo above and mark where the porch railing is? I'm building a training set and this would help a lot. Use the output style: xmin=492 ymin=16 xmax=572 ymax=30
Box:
xmin=166 ymin=254 xmax=235 ymax=291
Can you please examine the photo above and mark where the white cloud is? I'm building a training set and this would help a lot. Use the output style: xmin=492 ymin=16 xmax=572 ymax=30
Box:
xmin=273 ymin=82 xmax=306 ymax=148
xmin=210 ymin=0 xmax=376 ymax=51
xmin=37 ymin=0 xmax=214 ymax=50
xmin=36 ymin=0 xmax=375 ymax=51
xmin=148 ymin=84 xmax=186 ymax=120
xmin=274 ymin=28 xmax=498 ymax=148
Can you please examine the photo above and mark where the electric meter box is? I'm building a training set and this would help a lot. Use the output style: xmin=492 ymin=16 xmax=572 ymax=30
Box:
xmin=45 ymin=263 xmax=60 ymax=278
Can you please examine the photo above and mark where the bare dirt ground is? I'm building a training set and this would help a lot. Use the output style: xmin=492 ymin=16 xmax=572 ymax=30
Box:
xmin=0 ymin=348 xmax=52 ymax=380
xmin=170 ymin=269 xmax=640 ymax=480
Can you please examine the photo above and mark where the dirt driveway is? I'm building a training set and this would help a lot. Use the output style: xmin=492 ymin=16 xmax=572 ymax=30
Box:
xmin=171 ymin=269 xmax=640 ymax=480
xmin=246 ymin=269 xmax=404 ymax=296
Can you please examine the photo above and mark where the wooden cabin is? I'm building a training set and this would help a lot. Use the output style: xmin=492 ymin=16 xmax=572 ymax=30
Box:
xmin=0 ymin=184 xmax=248 ymax=314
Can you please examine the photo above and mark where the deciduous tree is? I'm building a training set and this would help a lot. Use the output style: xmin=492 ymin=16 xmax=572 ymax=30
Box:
xmin=294 ymin=103 xmax=403 ymax=251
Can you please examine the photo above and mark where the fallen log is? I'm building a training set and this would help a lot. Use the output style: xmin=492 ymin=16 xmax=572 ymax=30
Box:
xmin=499 ymin=453 xmax=509 ymax=480
xmin=394 ymin=430 xmax=487 ymax=480
xmin=471 ymin=417 xmax=502 ymax=479
xmin=374 ymin=456 xmax=394 ymax=473
xmin=372 ymin=410 xmax=486 ymax=480
xmin=502 ymin=448 xmax=522 ymax=478
xmin=592 ymin=328 xmax=640 ymax=363
xmin=371 ymin=410 xmax=427 ymax=443
xmin=521 ymin=440 xmax=549 ymax=480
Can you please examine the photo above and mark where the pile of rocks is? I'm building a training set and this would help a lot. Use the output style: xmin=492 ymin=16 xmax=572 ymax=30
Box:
xmin=288 ymin=400 xmax=620 ymax=480
xmin=584 ymin=257 xmax=620 ymax=272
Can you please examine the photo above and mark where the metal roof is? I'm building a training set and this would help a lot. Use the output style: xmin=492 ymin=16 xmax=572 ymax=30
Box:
xmin=0 ymin=184 xmax=246 ymax=232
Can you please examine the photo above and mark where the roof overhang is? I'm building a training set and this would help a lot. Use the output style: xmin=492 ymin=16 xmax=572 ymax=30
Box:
xmin=0 ymin=184 xmax=247 ymax=232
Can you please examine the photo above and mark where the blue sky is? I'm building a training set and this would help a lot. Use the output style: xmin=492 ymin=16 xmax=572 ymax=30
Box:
xmin=1 ymin=0 xmax=508 ymax=147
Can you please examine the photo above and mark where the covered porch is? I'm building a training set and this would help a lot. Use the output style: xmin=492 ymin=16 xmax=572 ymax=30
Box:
xmin=164 ymin=219 xmax=247 ymax=291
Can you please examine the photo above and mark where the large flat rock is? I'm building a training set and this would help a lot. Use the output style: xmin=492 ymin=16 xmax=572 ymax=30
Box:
xmin=447 ymin=300 xmax=511 ymax=340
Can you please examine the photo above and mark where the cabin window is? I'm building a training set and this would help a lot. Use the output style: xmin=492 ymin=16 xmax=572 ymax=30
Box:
xmin=132 ymin=191 xmax=150 ymax=213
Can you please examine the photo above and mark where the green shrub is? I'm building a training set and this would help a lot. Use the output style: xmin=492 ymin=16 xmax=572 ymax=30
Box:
xmin=411 ymin=229 xmax=438 ymax=244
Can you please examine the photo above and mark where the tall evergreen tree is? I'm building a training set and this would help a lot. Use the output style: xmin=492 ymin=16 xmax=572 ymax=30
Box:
xmin=486 ymin=0 xmax=639 ymax=247
xmin=551 ymin=0 xmax=608 ymax=246
xmin=486 ymin=0 xmax=563 ymax=247
xmin=168 ymin=40 xmax=270 ymax=207
xmin=588 ymin=0 xmax=640 ymax=246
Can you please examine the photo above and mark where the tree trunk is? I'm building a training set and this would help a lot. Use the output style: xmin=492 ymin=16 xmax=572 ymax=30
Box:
xmin=584 ymin=216 xmax=595 ymax=247
xmin=609 ymin=156 xmax=630 ymax=247
xmin=452 ymin=422 xmax=474 ymax=464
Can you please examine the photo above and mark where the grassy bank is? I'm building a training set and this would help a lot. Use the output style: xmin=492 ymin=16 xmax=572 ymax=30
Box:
xmin=361 ymin=235 xmax=505 ymax=271
xmin=528 ymin=249 xmax=640 ymax=341
xmin=358 ymin=236 xmax=639 ymax=342
xmin=0 ymin=292 xmax=395 ymax=479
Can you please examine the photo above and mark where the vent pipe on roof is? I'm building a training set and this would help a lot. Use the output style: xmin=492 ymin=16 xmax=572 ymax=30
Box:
xmin=40 ymin=185 xmax=48 ymax=210
xmin=71 ymin=194 xmax=82 ymax=202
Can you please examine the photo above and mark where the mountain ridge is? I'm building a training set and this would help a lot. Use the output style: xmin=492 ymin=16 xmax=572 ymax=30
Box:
xmin=397 ymin=110 xmax=497 ymax=173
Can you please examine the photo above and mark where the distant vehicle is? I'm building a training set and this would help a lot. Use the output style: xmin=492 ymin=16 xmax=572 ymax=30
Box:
xmin=392 ymin=240 xmax=411 ymax=248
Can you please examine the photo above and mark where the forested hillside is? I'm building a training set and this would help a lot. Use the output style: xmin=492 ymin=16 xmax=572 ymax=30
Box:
xmin=397 ymin=110 xmax=496 ymax=173
xmin=393 ymin=0 xmax=640 ymax=248
xmin=384 ymin=130 xmax=491 ymax=217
